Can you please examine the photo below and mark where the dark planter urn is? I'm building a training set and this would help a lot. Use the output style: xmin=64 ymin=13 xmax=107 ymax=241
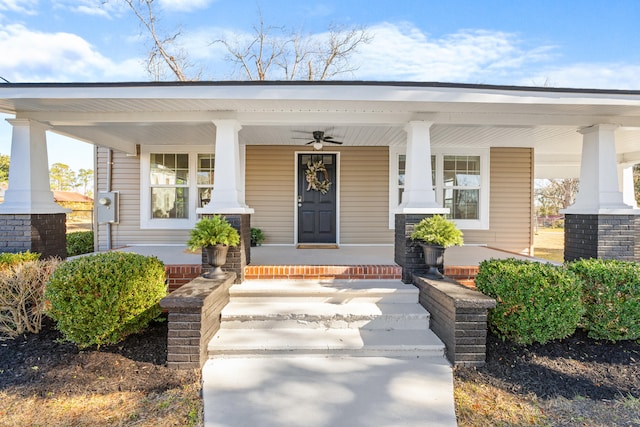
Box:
xmin=203 ymin=244 xmax=230 ymax=279
xmin=419 ymin=243 xmax=446 ymax=279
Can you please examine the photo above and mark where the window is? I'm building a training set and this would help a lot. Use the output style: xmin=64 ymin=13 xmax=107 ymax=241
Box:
xmin=150 ymin=153 xmax=189 ymax=219
xmin=197 ymin=154 xmax=215 ymax=208
xmin=141 ymin=147 xmax=216 ymax=229
xmin=391 ymin=148 xmax=489 ymax=229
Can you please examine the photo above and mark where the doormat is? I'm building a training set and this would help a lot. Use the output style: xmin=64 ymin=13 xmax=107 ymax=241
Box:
xmin=296 ymin=244 xmax=339 ymax=249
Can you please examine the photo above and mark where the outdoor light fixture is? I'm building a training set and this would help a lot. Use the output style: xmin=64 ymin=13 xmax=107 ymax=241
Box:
xmin=313 ymin=142 xmax=323 ymax=150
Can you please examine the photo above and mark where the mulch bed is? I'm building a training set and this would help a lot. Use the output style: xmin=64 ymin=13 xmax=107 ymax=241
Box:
xmin=1 ymin=317 xmax=638 ymax=407
xmin=456 ymin=329 xmax=640 ymax=400
xmin=0 ymin=316 xmax=197 ymax=397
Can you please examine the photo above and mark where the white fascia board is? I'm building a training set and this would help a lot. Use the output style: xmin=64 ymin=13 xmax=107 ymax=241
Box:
xmin=2 ymin=83 xmax=640 ymax=105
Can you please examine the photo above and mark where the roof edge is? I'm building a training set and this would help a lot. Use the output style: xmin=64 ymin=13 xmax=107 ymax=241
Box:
xmin=1 ymin=80 xmax=639 ymax=95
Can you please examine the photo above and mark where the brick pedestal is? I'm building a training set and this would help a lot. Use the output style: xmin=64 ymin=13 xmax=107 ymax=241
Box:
xmin=200 ymin=214 xmax=250 ymax=284
xmin=565 ymin=214 xmax=640 ymax=262
xmin=395 ymin=214 xmax=431 ymax=283
xmin=0 ymin=213 xmax=67 ymax=258
xmin=414 ymin=275 xmax=496 ymax=367
xmin=159 ymin=274 xmax=235 ymax=369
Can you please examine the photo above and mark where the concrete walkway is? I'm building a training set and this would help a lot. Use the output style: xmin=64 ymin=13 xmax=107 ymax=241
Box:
xmin=201 ymin=279 xmax=458 ymax=427
xmin=202 ymin=356 xmax=456 ymax=427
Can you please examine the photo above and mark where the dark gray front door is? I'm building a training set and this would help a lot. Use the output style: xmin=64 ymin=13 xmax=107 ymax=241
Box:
xmin=297 ymin=153 xmax=337 ymax=244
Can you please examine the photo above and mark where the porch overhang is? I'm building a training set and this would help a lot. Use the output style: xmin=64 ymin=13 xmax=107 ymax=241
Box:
xmin=0 ymin=81 xmax=639 ymax=180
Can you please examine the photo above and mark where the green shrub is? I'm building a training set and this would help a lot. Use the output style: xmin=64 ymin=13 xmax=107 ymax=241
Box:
xmin=66 ymin=231 xmax=94 ymax=256
xmin=0 ymin=258 xmax=59 ymax=337
xmin=568 ymin=259 xmax=640 ymax=341
xmin=0 ymin=251 xmax=40 ymax=271
xmin=45 ymin=252 xmax=166 ymax=348
xmin=410 ymin=215 xmax=463 ymax=247
xmin=475 ymin=258 xmax=584 ymax=345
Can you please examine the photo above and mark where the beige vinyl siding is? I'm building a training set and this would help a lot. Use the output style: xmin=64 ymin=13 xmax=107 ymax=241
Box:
xmin=339 ymin=147 xmax=393 ymax=244
xmin=95 ymin=147 xmax=189 ymax=251
xmin=245 ymin=146 xmax=393 ymax=245
xmin=463 ymin=147 xmax=533 ymax=255
xmin=245 ymin=146 xmax=296 ymax=244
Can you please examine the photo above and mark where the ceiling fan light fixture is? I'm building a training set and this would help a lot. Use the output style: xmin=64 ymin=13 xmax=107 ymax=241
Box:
xmin=313 ymin=141 xmax=323 ymax=150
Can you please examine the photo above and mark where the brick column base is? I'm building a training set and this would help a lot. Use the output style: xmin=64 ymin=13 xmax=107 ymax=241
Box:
xmin=565 ymin=214 xmax=640 ymax=262
xmin=200 ymin=214 xmax=250 ymax=284
xmin=395 ymin=214 xmax=432 ymax=283
xmin=0 ymin=213 xmax=67 ymax=259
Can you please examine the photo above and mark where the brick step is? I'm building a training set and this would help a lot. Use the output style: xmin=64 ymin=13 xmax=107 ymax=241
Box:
xmin=243 ymin=265 xmax=402 ymax=280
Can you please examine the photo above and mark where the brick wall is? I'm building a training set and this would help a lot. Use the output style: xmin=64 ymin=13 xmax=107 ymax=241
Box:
xmin=0 ymin=213 xmax=67 ymax=259
xmin=565 ymin=214 xmax=640 ymax=262
xmin=165 ymin=265 xmax=202 ymax=293
xmin=414 ymin=274 xmax=496 ymax=367
xmin=159 ymin=273 xmax=235 ymax=369
xmin=395 ymin=214 xmax=430 ymax=283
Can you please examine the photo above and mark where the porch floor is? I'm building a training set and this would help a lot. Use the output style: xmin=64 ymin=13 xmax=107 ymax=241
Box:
xmin=118 ymin=244 xmax=538 ymax=267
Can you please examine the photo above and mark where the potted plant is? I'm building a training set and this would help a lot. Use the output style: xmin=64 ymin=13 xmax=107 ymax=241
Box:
xmin=410 ymin=215 xmax=463 ymax=279
xmin=187 ymin=215 xmax=240 ymax=279
xmin=250 ymin=227 xmax=265 ymax=247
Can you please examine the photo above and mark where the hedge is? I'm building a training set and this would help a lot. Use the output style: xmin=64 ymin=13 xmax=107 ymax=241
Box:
xmin=45 ymin=252 xmax=166 ymax=348
xmin=475 ymin=258 xmax=584 ymax=345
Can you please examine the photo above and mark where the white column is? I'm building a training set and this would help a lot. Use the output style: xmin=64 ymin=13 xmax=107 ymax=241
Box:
xmin=0 ymin=119 xmax=68 ymax=214
xmin=564 ymin=124 xmax=635 ymax=213
xmin=198 ymin=119 xmax=253 ymax=214
xmin=619 ymin=163 xmax=638 ymax=208
xmin=399 ymin=121 xmax=448 ymax=214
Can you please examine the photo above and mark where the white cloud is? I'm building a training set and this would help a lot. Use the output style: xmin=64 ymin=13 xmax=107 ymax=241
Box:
xmin=0 ymin=0 xmax=38 ymax=19
xmin=52 ymin=0 xmax=124 ymax=17
xmin=353 ymin=22 xmax=557 ymax=83
xmin=159 ymin=0 xmax=214 ymax=12
xmin=0 ymin=24 xmax=146 ymax=82
xmin=523 ymin=63 xmax=640 ymax=90
xmin=0 ymin=0 xmax=38 ymax=15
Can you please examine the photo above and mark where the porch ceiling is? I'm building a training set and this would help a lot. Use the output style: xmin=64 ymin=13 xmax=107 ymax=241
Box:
xmin=1 ymin=81 xmax=640 ymax=179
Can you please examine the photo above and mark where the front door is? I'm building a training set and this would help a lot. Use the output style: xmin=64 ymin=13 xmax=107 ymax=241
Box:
xmin=297 ymin=153 xmax=337 ymax=244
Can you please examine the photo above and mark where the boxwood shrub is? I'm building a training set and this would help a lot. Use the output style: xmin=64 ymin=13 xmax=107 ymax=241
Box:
xmin=45 ymin=252 xmax=166 ymax=348
xmin=475 ymin=258 xmax=584 ymax=345
xmin=66 ymin=231 xmax=94 ymax=257
xmin=567 ymin=259 xmax=640 ymax=341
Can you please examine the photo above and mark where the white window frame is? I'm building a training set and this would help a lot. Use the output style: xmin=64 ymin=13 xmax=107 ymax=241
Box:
xmin=140 ymin=145 xmax=215 ymax=229
xmin=389 ymin=146 xmax=490 ymax=230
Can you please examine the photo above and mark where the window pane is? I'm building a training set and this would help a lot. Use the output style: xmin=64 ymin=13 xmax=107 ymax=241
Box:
xmin=151 ymin=188 xmax=189 ymax=219
xmin=150 ymin=153 xmax=189 ymax=186
xmin=444 ymin=155 xmax=480 ymax=187
xmin=398 ymin=155 xmax=405 ymax=186
xmin=444 ymin=188 xmax=479 ymax=220
xmin=197 ymin=154 xmax=215 ymax=185
xmin=176 ymin=154 xmax=189 ymax=169
xmin=198 ymin=187 xmax=212 ymax=208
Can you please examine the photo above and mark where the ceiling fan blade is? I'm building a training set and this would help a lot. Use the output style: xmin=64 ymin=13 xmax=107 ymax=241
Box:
xmin=326 ymin=140 xmax=343 ymax=144
xmin=305 ymin=141 xmax=315 ymax=145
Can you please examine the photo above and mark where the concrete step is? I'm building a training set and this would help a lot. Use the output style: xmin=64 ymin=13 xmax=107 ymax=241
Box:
xmin=208 ymin=327 xmax=445 ymax=358
xmin=220 ymin=301 xmax=429 ymax=330
xmin=230 ymin=279 xmax=418 ymax=303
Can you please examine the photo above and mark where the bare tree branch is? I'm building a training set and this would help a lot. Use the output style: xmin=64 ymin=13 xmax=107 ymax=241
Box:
xmin=122 ymin=0 xmax=199 ymax=81
xmin=214 ymin=10 xmax=371 ymax=81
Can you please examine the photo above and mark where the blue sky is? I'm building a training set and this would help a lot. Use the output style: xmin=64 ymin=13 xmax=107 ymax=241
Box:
xmin=0 ymin=0 xmax=639 ymax=170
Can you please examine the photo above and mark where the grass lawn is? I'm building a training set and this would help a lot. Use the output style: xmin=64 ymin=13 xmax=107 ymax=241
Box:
xmin=533 ymin=227 xmax=564 ymax=263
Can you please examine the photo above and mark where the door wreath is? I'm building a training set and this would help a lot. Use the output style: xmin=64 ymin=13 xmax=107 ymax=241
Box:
xmin=305 ymin=160 xmax=332 ymax=194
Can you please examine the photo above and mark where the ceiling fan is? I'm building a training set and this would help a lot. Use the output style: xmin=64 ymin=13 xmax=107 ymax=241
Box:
xmin=295 ymin=130 xmax=344 ymax=150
